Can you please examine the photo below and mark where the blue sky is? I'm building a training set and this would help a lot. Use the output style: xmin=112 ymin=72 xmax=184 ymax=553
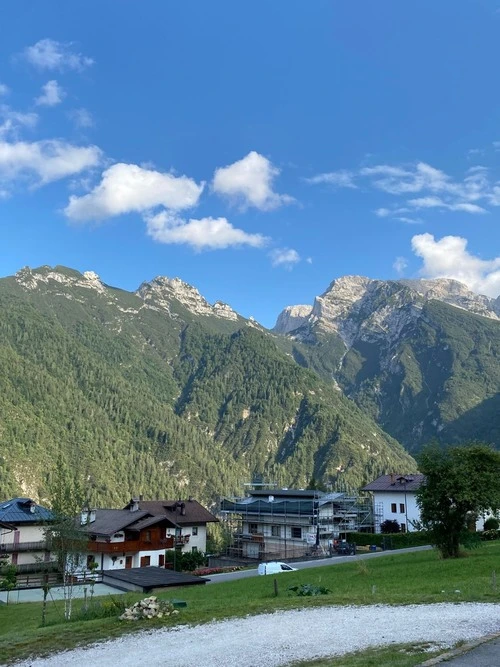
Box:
xmin=1 ymin=1 xmax=500 ymax=327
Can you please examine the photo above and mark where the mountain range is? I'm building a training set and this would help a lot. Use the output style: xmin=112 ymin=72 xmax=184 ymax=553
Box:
xmin=1 ymin=265 xmax=499 ymax=506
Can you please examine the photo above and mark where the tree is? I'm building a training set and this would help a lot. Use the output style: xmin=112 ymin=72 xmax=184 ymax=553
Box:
xmin=46 ymin=459 xmax=88 ymax=620
xmin=416 ymin=443 xmax=500 ymax=558
xmin=0 ymin=557 xmax=17 ymax=605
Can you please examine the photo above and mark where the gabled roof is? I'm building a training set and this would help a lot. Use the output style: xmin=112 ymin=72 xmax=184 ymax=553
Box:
xmin=132 ymin=499 xmax=218 ymax=525
xmin=361 ymin=474 xmax=425 ymax=493
xmin=0 ymin=498 xmax=54 ymax=524
xmin=80 ymin=509 xmax=178 ymax=537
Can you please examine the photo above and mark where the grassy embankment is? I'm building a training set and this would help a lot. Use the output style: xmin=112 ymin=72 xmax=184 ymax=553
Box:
xmin=1 ymin=543 xmax=499 ymax=665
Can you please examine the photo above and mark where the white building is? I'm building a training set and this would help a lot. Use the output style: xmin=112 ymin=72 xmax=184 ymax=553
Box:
xmin=361 ymin=474 xmax=425 ymax=533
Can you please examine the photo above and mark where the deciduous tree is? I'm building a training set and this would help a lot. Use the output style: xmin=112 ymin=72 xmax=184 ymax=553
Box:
xmin=417 ymin=443 xmax=500 ymax=558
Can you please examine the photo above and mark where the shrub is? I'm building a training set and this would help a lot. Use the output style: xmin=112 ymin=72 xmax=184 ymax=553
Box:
xmin=483 ymin=517 xmax=500 ymax=531
xmin=380 ymin=519 xmax=401 ymax=534
xmin=481 ymin=529 xmax=499 ymax=541
xmin=287 ymin=584 xmax=330 ymax=597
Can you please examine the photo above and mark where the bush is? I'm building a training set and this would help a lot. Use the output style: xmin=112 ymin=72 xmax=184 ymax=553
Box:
xmin=380 ymin=519 xmax=401 ymax=534
xmin=481 ymin=529 xmax=499 ymax=541
xmin=483 ymin=517 xmax=500 ymax=531
xmin=346 ymin=531 xmax=431 ymax=549
xmin=287 ymin=584 xmax=330 ymax=597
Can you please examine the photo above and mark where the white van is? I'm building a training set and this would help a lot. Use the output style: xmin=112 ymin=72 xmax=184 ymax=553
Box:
xmin=257 ymin=562 xmax=297 ymax=575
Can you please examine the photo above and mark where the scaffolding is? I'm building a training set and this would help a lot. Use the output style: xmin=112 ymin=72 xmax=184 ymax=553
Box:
xmin=219 ymin=490 xmax=375 ymax=562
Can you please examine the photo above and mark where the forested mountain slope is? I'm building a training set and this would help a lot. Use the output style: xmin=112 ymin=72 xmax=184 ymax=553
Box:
xmin=0 ymin=266 xmax=414 ymax=505
xmin=275 ymin=276 xmax=500 ymax=452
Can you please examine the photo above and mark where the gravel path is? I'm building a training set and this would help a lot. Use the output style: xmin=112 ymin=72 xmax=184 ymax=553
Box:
xmin=20 ymin=603 xmax=500 ymax=667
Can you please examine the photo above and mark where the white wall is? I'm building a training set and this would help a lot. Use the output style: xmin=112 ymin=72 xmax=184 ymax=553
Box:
xmin=165 ymin=525 xmax=207 ymax=553
xmin=373 ymin=491 xmax=420 ymax=533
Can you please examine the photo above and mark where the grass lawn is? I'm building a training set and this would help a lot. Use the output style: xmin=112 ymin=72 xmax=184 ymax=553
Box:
xmin=1 ymin=543 xmax=500 ymax=664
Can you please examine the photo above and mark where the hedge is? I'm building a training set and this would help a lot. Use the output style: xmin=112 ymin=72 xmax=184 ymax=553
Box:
xmin=345 ymin=531 xmax=431 ymax=549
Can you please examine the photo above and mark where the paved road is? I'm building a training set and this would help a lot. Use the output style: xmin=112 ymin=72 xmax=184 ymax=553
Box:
xmin=206 ymin=545 xmax=432 ymax=583
xmin=440 ymin=636 xmax=500 ymax=665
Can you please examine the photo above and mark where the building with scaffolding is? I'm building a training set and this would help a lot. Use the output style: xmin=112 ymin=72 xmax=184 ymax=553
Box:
xmin=220 ymin=488 xmax=374 ymax=561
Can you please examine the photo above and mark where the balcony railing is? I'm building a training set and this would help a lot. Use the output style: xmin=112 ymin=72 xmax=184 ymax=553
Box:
xmin=0 ymin=541 xmax=49 ymax=553
xmin=87 ymin=537 xmax=175 ymax=554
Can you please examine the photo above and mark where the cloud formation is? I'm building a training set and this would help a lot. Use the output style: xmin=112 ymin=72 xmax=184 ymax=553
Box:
xmin=393 ymin=256 xmax=408 ymax=275
xmin=23 ymin=39 xmax=94 ymax=72
xmin=35 ymin=80 xmax=65 ymax=107
xmin=64 ymin=163 xmax=204 ymax=221
xmin=269 ymin=247 xmax=300 ymax=268
xmin=0 ymin=84 xmax=9 ymax=96
xmin=69 ymin=108 xmax=94 ymax=128
xmin=304 ymin=170 xmax=357 ymax=188
xmin=308 ymin=161 xmax=500 ymax=221
xmin=145 ymin=211 xmax=268 ymax=250
xmin=0 ymin=139 xmax=102 ymax=186
xmin=0 ymin=105 xmax=38 ymax=138
xmin=411 ymin=233 xmax=500 ymax=297
xmin=212 ymin=151 xmax=293 ymax=210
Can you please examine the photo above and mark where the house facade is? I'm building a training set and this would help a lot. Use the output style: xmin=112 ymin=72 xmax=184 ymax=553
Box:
xmin=361 ymin=474 xmax=424 ymax=533
xmin=132 ymin=498 xmax=218 ymax=554
xmin=0 ymin=498 xmax=55 ymax=569
xmin=78 ymin=497 xmax=218 ymax=576
xmin=221 ymin=489 xmax=373 ymax=560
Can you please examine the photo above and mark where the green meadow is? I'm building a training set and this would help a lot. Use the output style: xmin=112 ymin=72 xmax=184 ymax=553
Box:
xmin=1 ymin=544 xmax=499 ymax=665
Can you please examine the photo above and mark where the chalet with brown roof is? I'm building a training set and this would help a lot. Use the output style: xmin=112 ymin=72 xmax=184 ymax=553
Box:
xmin=78 ymin=497 xmax=217 ymax=576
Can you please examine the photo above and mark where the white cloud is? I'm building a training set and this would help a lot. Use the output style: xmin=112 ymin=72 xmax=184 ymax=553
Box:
xmin=411 ymin=233 xmax=500 ymax=297
xmin=212 ymin=151 xmax=294 ymax=210
xmin=305 ymin=170 xmax=357 ymax=188
xmin=395 ymin=216 xmax=422 ymax=225
xmin=0 ymin=83 xmax=9 ymax=96
xmin=69 ymin=108 xmax=94 ymax=128
xmin=145 ymin=211 xmax=268 ymax=250
xmin=64 ymin=163 xmax=204 ymax=221
xmin=0 ymin=139 xmax=102 ymax=186
xmin=35 ymin=80 xmax=65 ymax=107
xmin=393 ymin=256 xmax=408 ymax=275
xmin=269 ymin=247 xmax=300 ymax=268
xmin=23 ymin=39 xmax=94 ymax=71
xmin=0 ymin=105 xmax=38 ymax=138
xmin=314 ymin=159 xmax=500 ymax=220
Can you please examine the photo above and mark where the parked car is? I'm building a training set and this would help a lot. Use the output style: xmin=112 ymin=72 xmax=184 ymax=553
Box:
xmin=257 ymin=562 xmax=297 ymax=575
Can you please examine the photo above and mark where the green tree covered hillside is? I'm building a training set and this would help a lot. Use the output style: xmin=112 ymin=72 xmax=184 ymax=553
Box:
xmin=0 ymin=266 xmax=415 ymax=505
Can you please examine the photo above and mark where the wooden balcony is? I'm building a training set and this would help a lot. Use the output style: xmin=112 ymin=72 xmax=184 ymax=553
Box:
xmin=87 ymin=537 xmax=175 ymax=554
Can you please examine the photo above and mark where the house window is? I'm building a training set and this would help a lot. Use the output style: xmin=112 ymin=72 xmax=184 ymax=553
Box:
xmin=140 ymin=555 xmax=151 ymax=567
xmin=192 ymin=527 xmax=198 ymax=536
xmin=271 ymin=525 xmax=281 ymax=538
xmin=192 ymin=546 xmax=198 ymax=553
xmin=249 ymin=523 xmax=258 ymax=534
xmin=400 ymin=523 xmax=406 ymax=533
xmin=159 ymin=554 xmax=165 ymax=567
xmin=391 ymin=503 xmax=397 ymax=513
xmin=400 ymin=503 xmax=405 ymax=514
xmin=86 ymin=555 xmax=96 ymax=568
xmin=291 ymin=526 xmax=302 ymax=539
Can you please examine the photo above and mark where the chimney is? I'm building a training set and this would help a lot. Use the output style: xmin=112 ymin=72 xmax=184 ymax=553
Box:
xmin=80 ymin=509 xmax=89 ymax=525
xmin=129 ymin=498 xmax=140 ymax=512
xmin=188 ymin=496 xmax=194 ymax=502
xmin=390 ymin=473 xmax=395 ymax=485
xmin=89 ymin=509 xmax=96 ymax=523
xmin=139 ymin=494 xmax=144 ymax=501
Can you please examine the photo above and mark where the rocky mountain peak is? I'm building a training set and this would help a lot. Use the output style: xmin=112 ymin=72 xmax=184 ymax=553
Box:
xmin=14 ymin=265 xmax=106 ymax=294
xmin=137 ymin=276 xmax=239 ymax=321
xmin=274 ymin=275 xmax=500 ymax=347
xmin=273 ymin=305 xmax=313 ymax=334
